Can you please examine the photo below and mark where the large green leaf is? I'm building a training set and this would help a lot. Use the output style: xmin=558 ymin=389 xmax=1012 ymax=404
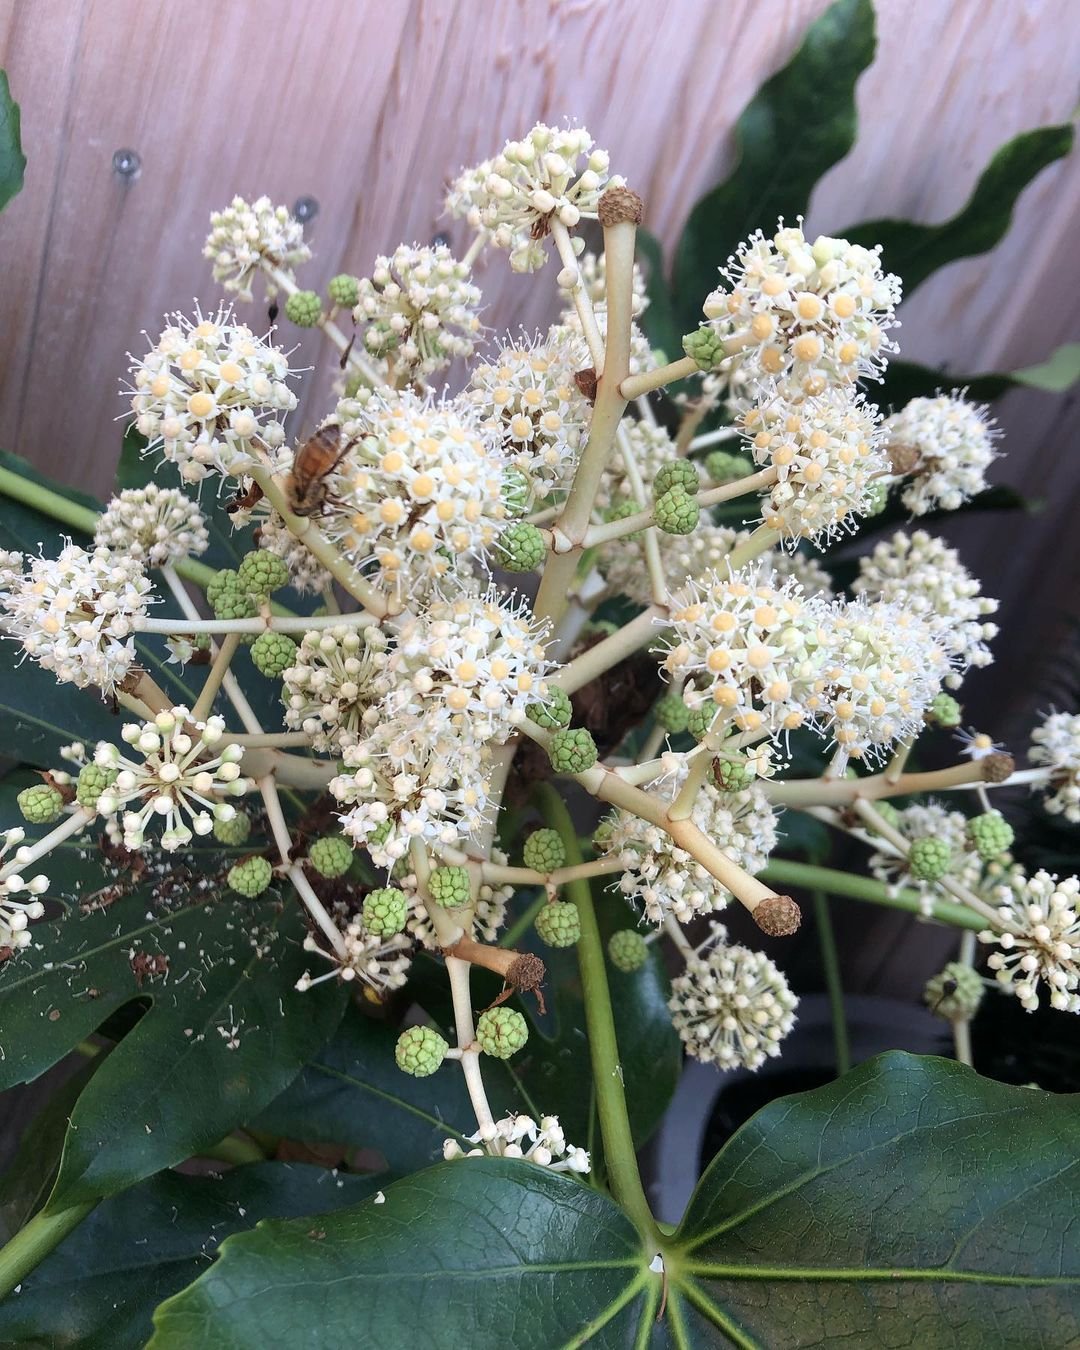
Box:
xmin=671 ymin=0 xmax=875 ymax=335
xmin=846 ymin=125 xmax=1075 ymax=296
xmin=877 ymin=342 xmax=1080 ymax=414
xmin=0 ymin=71 xmax=25 ymax=213
xmin=149 ymin=1159 xmax=656 ymax=1350
xmin=0 ymin=1163 xmax=380 ymax=1350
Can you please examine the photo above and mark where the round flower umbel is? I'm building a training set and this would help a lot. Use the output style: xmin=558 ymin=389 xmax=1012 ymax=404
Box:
xmin=126 ymin=305 xmax=297 ymax=484
xmin=354 ymin=244 xmax=482 ymax=377
xmin=203 ymin=196 xmax=311 ymax=301
xmin=320 ymin=392 xmax=508 ymax=599
xmin=573 ymin=250 xmax=649 ymax=319
xmin=445 ymin=123 xmax=621 ymax=273
xmin=1 ymin=542 xmax=152 ymax=694
xmin=868 ymin=802 xmax=982 ymax=916
xmin=254 ymin=511 xmax=334 ymax=597
xmin=742 ymin=386 xmax=888 ymax=543
xmin=662 ymin=565 xmax=821 ymax=737
xmin=282 ymin=625 xmax=389 ymax=754
xmin=668 ymin=922 xmax=798 ymax=1070
xmin=811 ymin=596 xmax=952 ymax=766
xmin=700 ymin=223 xmax=901 ymax=395
xmin=443 ymin=1113 xmax=590 ymax=1174
xmin=885 ymin=393 xmax=1000 ymax=515
xmin=599 ymin=777 xmax=778 ymax=924
xmin=95 ymin=485 xmax=210 ymax=568
xmin=296 ymin=915 xmax=412 ymax=996
xmin=467 ymin=335 xmax=590 ymax=504
xmin=853 ymin=530 xmax=998 ymax=687
xmin=0 ymin=827 xmax=48 ymax=952
xmin=981 ymin=870 xmax=1080 ymax=1013
xmin=93 ymin=708 xmax=252 ymax=851
xmin=1029 ymin=711 xmax=1080 ymax=823
xmin=403 ymin=854 xmax=512 ymax=950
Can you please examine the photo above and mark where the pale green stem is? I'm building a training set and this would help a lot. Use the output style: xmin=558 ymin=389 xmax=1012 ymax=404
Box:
xmin=0 ymin=1202 xmax=98 ymax=1300
xmin=462 ymin=232 xmax=486 ymax=269
xmin=760 ymin=860 xmax=985 ymax=932
xmin=480 ymin=857 xmax=625 ymax=887
xmin=766 ymin=759 xmax=990 ymax=808
xmin=725 ymin=525 xmax=782 ymax=570
xmin=619 ymin=355 xmax=699 ymax=401
xmin=614 ymin=420 xmax=667 ymax=607
xmin=262 ymin=753 xmax=336 ymax=790
xmin=688 ymin=425 xmax=741 ymax=452
xmin=200 ymin=1133 xmax=266 ymax=1166
xmin=137 ymin=612 xmax=376 ymax=636
xmin=0 ymin=807 xmax=94 ymax=883
xmin=951 ymin=929 xmax=977 ymax=1067
xmin=223 ymin=732 xmax=313 ymax=750
xmin=550 ymin=218 xmax=605 ymax=372
xmin=191 ymin=632 xmax=241 ymax=722
xmin=581 ymin=467 xmax=778 ymax=549
xmin=553 ymin=604 xmax=665 ymax=694
xmin=257 ymin=773 xmax=346 ymax=958
xmin=812 ymin=891 xmax=850 ymax=1077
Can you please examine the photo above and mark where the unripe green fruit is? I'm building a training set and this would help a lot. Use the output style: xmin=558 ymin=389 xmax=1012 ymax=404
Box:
xmin=870 ymin=800 xmax=901 ymax=831
xmin=206 ymin=569 xmax=258 ymax=622
xmin=686 ymin=704 xmax=718 ymax=742
xmin=712 ymin=756 xmax=754 ymax=792
xmin=608 ymin=929 xmax=648 ymax=972
xmin=250 ymin=631 xmax=297 ymax=678
xmin=213 ymin=810 xmax=251 ymax=846
xmin=704 ymin=449 xmax=754 ymax=484
xmin=285 ymin=289 xmax=322 ymax=327
xmin=17 ymin=784 xmax=65 ymax=825
xmin=328 ymin=273 xmax=361 ymax=308
xmin=965 ymin=811 xmax=1014 ymax=861
xmin=496 ymin=522 xmax=546 ymax=573
xmin=654 ymin=486 xmax=700 ymax=535
xmin=926 ymin=692 xmax=962 ymax=729
xmin=362 ymin=886 xmax=409 ymax=937
xmin=908 ymin=836 xmax=951 ymax=882
xmin=238 ymin=549 xmax=290 ymax=597
xmin=429 ymin=865 xmax=470 ymax=908
xmin=924 ymin=961 xmax=984 ymax=1021
xmin=683 ymin=326 xmax=725 ymax=371
xmin=653 ymin=460 xmax=700 ymax=499
xmin=395 ymin=1025 xmax=448 ymax=1077
xmin=76 ymin=763 xmax=118 ymax=810
xmin=549 ymin=727 xmax=598 ymax=774
xmin=864 ymin=480 xmax=889 ymax=516
xmin=228 ymin=855 xmax=273 ymax=897
xmin=523 ymin=828 xmax=566 ymax=873
xmin=502 ymin=466 xmax=531 ymax=518
xmin=654 ymin=692 xmax=690 ymax=734
xmin=307 ymin=835 xmax=354 ymax=879
xmin=534 ymin=900 xmax=581 ymax=948
xmin=527 ymin=687 xmax=572 ymax=730
xmin=475 ymin=1006 xmax=529 ymax=1059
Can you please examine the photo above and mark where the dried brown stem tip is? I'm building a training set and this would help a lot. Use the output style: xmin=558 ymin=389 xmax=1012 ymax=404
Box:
xmin=443 ymin=936 xmax=547 ymax=1011
xmin=597 ymin=186 xmax=644 ymax=226
xmin=981 ymin=752 xmax=1016 ymax=784
xmin=886 ymin=442 xmax=920 ymax=476
xmin=753 ymin=894 xmax=802 ymax=937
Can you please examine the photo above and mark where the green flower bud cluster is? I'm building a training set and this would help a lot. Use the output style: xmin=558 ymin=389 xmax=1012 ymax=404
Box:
xmin=228 ymin=855 xmax=273 ymax=897
xmin=711 ymin=756 xmax=754 ymax=792
xmin=528 ymin=687 xmax=573 ymax=730
xmin=76 ymin=763 xmax=118 ymax=810
xmin=250 ymin=631 xmax=297 ymax=678
xmin=869 ymin=800 xmax=901 ymax=831
xmin=908 ymin=836 xmax=951 ymax=882
xmin=548 ymin=727 xmax=598 ymax=774
xmin=926 ymin=692 xmax=962 ymax=728
xmin=535 ymin=900 xmax=581 ymax=948
xmin=704 ymin=449 xmax=754 ymax=484
xmin=307 ymin=835 xmax=354 ymax=879
xmin=965 ymin=811 xmax=1014 ymax=861
xmin=653 ymin=460 xmax=699 ymax=499
xmin=523 ymin=828 xmax=565 ymax=873
xmin=496 ymin=521 xmax=546 ymax=573
xmin=864 ymin=480 xmax=889 ymax=516
xmin=237 ymin=549 xmax=290 ymax=598
xmin=362 ymin=886 xmax=409 ymax=936
xmin=502 ymin=467 xmax=531 ymax=519
xmin=429 ymin=865 xmax=470 ymax=909
xmin=17 ymin=784 xmax=65 ymax=825
xmin=285 ymin=289 xmax=322 ymax=327
xmin=607 ymin=929 xmax=648 ymax=972
xmin=686 ymin=704 xmax=717 ymax=742
xmin=327 ymin=273 xmax=361 ymax=308
xmin=395 ymin=1025 xmax=448 ymax=1077
xmin=206 ymin=569 xmax=258 ymax=622
xmin=213 ymin=810 xmax=252 ymax=846
xmin=924 ymin=962 xmax=985 ymax=1021
xmin=683 ymin=326 xmax=726 ymax=371
xmin=654 ymin=486 xmax=700 ymax=535
xmin=654 ymin=691 xmax=690 ymax=734
xmin=475 ymin=1007 xmax=529 ymax=1059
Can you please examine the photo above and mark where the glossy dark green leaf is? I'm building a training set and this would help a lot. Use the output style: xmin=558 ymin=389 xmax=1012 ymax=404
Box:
xmin=669 ymin=1053 xmax=1080 ymax=1346
xmin=671 ymin=0 xmax=875 ymax=334
xmin=847 ymin=125 xmax=1075 ymax=296
xmin=149 ymin=1159 xmax=654 ymax=1350
xmin=0 ymin=71 xmax=25 ymax=213
xmin=0 ymin=1163 xmax=379 ymax=1350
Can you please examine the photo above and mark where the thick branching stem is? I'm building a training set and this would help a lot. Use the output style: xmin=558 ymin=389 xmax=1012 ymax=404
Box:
xmin=767 ymin=758 xmax=1012 ymax=808
xmin=138 ymin=612 xmax=377 ymax=637
xmin=581 ymin=468 xmax=778 ymax=549
xmin=619 ymin=355 xmax=699 ymax=401
xmin=258 ymin=773 xmax=347 ymax=957
xmin=0 ymin=807 xmax=94 ymax=882
xmin=550 ymin=219 xmax=605 ymax=372
xmin=191 ymin=633 xmax=241 ymax=722
xmin=553 ymin=604 xmax=665 ymax=694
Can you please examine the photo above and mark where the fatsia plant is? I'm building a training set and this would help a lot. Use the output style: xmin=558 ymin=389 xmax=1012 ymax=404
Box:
xmin=1 ymin=4 xmax=1079 ymax=1346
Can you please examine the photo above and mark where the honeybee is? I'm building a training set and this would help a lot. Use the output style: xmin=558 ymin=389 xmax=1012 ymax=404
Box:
xmin=286 ymin=425 xmax=351 ymax=517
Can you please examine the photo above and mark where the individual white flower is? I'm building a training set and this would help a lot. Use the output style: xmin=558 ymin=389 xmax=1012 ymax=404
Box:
xmin=1029 ymin=711 xmax=1080 ymax=823
xmin=126 ymin=305 xmax=298 ymax=484
xmin=668 ymin=922 xmax=798 ymax=1069
xmin=981 ymin=870 xmax=1080 ymax=1012
xmin=467 ymin=334 xmax=590 ymax=503
xmin=886 ymin=393 xmax=1000 ymax=515
xmin=661 ymin=565 xmax=822 ymax=737
xmin=853 ymin=530 xmax=998 ymax=686
xmin=295 ymin=918 xmax=412 ymax=996
xmin=281 ymin=625 xmax=390 ymax=754
xmin=810 ymin=596 xmax=952 ymax=765
xmin=868 ymin=801 xmax=982 ymax=916
xmin=95 ymin=485 xmax=210 ymax=567
xmin=0 ymin=828 xmax=48 ymax=952
xmin=354 ymin=244 xmax=482 ymax=376
xmin=1 ymin=542 xmax=152 ymax=694
xmin=445 ymin=123 xmax=621 ymax=272
xmin=598 ymin=778 xmax=778 ymax=924
xmin=0 ymin=550 xmax=22 ymax=588
xmin=93 ymin=707 xmax=252 ymax=851
xmin=742 ymin=385 xmax=888 ymax=543
xmin=443 ymin=1112 xmax=590 ymax=1173
xmin=701 ymin=224 xmax=901 ymax=396
xmin=203 ymin=196 xmax=311 ymax=301
xmin=403 ymin=856 xmax=512 ymax=949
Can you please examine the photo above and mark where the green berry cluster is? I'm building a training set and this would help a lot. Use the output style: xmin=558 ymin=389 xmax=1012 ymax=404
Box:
xmin=238 ymin=549 xmax=290 ymax=598
xmin=502 ymin=467 xmax=531 ymax=519
xmin=704 ymin=449 xmax=754 ymax=484
xmin=475 ymin=1007 xmax=529 ymax=1059
xmin=654 ymin=691 xmax=690 ymax=734
xmin=908 ymin=836 xmax=951 ymax=882
xmin=653 ymin=460 xmax=699 ymax=499
xmin=17 ymin=784 xmax=65 ymax=825
xmin=527 ymin=687 xmax=572 ymax=730
xmin=285 ymin=289 xmax=322 ymax=327
xmin=608 ymin=929 xmax=648 ymax=973
xmin=926 ymin=692 xmax=962 ymax=729
xmin=307 ymin=835 xmax=354 ymax=879
xmin=395 ymin=1025 xmax=448 ymax=1077
xmin=924 ymin=962 xmax=985 ymax=1021
xmin=712 ymin=756 xmax=754 ymax=793
xmin=603 ymin=500 xmax=642 ymax=540
xmin=496 ymin=522 xmax=546 ymax=573
xmin=76 ymin=763 xmax=118 ymax=810
xmin=327 ymin=273 xmax=361 ymax=308
xmin=362 ymin=886 xmax=409 ymax=937
xmin=213 ymin=810 xmax=251 ymax=846
xmin=965 ymin=811 xmax=1014 ymax=861
xmin=228 ymin=855 xmax=273 ymax=897
xmin=429 ymin=865 xmax=470 ymax=909
xmin=548 ymin=727 xmax=598 ymax=774
xmin=869 ymin=800 xmax=901 ymax=831
xmin=654 ymin=486 xmax=700 ymax=535
xmin=523 ymin=828 xmax=566 ymax=873
xmin=250 ymin=631 xmax=297 ymax=678
xmin=535 ymin=900 xmax=581 ymax=948
xmin=206 ymin=569 xmax=258 ymax=622
xmin=864 ymin=480 xmax=889 ymax=516
xmin=682 ymin=326 xmax=725 ymax=371
xmin=686 ymin=704 xmax=717 ymax=742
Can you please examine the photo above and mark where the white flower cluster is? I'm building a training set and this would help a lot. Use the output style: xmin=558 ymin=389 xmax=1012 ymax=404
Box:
xmin=853 ymin=530 xmax=998 ymax=686
xmin=885 ymin=393 xmax=999 ymax=514
xmin=296 ymin=920 xmax=412 ymax=995
xmin=403 ymin=857 xmax=512 ymax=949
xmin=127 ymin=306 xmax=297 ymax=483
xmin=868 ymin=801 xmax=982 ymax=915
xmin=95 ymin=485 xmax=209 ymax=567
xmin=445 ymin=123 xmax=620 ymax=272
xmin=1029 ymin=711 xmax=1080 ymax=822
xmin=203 ymin=196 xmax=311 ymax=301
xmin=1 ymin=542 xmax=152 ymax=694
xmin=354 ymin=244 xmax=482 ymax=377
xmin=668 ymin=923 xmax=798 ymax=1070
xmin=93 ymin=708 xmax=252 ymax=851
xmin=599 ymin=777 xmax=778 ymax=924
xmin=256 ymin=510 xmax=334 ymax=596
xmin=0 ymin=828 xmax=48 ymax=952
xmin=702 ymin=224 xmax=901 ymax=394
xmin=981 ymin=870 xmax=1080 ymax=1012
xmin=443 ymin=1112 xmax=590 ymax=1173
xmin=574 ymin=250 xmax=649 ymax=318
xmin=0 ymin=551 xmax=21 ymax=587
xmin=282 ymin=626 xmax=389 ymax=753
